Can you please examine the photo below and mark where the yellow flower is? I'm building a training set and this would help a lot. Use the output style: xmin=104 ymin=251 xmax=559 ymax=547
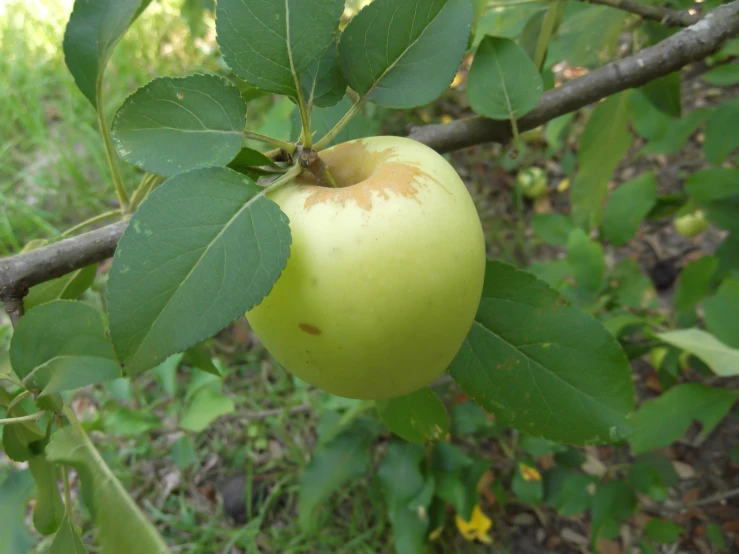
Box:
xmin=519 ymin=462 xmax=542 ymax=482
xmin=455 ymin=505 xmax=493 ymax=544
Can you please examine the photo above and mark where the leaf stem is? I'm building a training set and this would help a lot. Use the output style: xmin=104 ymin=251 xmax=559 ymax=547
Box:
xmin=295 ymin=90 xmax=314 ymax=148
xmin=0 ymin=411 xmax=44 ymax=426
xmin=129 ymin=173 xmax=165 ymax=212
xmin=60 ymin=210 xmax=122 ymax=238
xmin=314 ymin=97 xmax=365 ymax=150
xmin=96 ymin=84 xmax=129 ymax=213
xmin=261 ymin=162 xmax=303 ymax=196
xmin=242 ymin=130 xmax=297 ymax=154
xmin=6 ymin=390 xmax=32 ymax=412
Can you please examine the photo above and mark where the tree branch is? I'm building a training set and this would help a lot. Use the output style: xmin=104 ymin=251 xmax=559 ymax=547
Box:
xmin=410 ymin=0 xmax=739 ymax=152
xmin=580 ymin=0 xmax=701 ymax=27
xmin=0 ymin=0 xmax=737 ymax=299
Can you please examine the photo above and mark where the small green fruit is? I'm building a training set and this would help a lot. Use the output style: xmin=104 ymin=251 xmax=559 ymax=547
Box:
xmin=674 ymin=210 xmax=708 ymax=237
xmin=516 ymin=167 xmax=548 ymax=198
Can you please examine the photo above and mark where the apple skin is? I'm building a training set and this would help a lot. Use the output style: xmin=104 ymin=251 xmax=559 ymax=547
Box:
xmin=246 ymin=136 xmax=486 ymax=400
xmin=674 ymin=210 xmax=709 ymax=237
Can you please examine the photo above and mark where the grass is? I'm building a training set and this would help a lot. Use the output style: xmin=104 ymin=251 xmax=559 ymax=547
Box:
xmin=0 ymin=0 xmax=215 ymax=254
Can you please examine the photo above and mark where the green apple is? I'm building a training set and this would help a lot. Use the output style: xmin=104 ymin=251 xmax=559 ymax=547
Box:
xmin=516 ymin=167 xmax=548 ymax=198
xmin=674 ymin=210 xmax=708 ymax=237
xmin=247 ymin=136 xmax=486 ymax=400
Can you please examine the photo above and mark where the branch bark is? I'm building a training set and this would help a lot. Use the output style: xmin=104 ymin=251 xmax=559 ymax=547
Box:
xmin=581 ymin=0 xmax=701 ymax=27
xmin=1 ymin=0 xmax=737 ymax=298
xmin=410 ymin=0 xmax=739 ymax=152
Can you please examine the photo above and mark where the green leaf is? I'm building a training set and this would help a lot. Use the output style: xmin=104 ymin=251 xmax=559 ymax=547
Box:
xmin=449 ymin=261 xmax=634 ymax=445
xmin=152 ymin=353 xmax=184 ymax=397
xmin=531 ymin=213 xmax=575 ymax=246
xmin=301 ymin=36 xmax=346 ymax=109
xmin=451 ymin=401 xmax=492 ymax=436
xmin=183 ymin=343 xmax=220 ymax=377
xmin=628 ymin=383 xmax=738 ymax=454
xmin=571 ymin=92 xmax=632 ymax=230
xmin=378 ymin=442 xmax=431 ymax=554
xmin=28 ymin=456 xmax=64 ymax=536
xmin=567 ymin=228 xmax=605 ymax=295
xmin=602 ymin=173 xmax=658 ymax=246
xmin=180 ymin=387 xmax=235 ymax=432
xmin=111 ymin=74 xmax=247 ymax=177
xmin=2 ymin=410 xmax=45 ymax=462
xmin=544 ymin=468 xmax=593 ymax=515
xmin=629 ymin=89 xmax=672 ymax=141
xmin=704 ymin=278 xmax=739 ymax=348
xmin=49 ymin=516 xmax=88 ymax=554
xmin=549 ymin=4 xmax=625 ymax=68
xmin=63 ymin=0 xmax=152 ymax=107
xmin=644 ymin=519 xmax=683 ymax=543
xmin=674 ymin=257 xmax=718 ymax=315
xmin=715 ymin=233 xmax=739 ymax=283
xmin=216 ymin=0 xmax=344 ymax=98
xmin=474 ymin=3 xmax=546 ymax=46
xmin=526 ymin=259 xmax=571 ymax=290
xmin=704 ymin=98 xmax=739 ymax=165
xmin=640 ymin=108 xmax=711 ymax=156
xmin=104 ymin=406 xmax=160 ymax=436
xmin=107 ymin=167 xmax=291 ymax=376
xmin=512 ymin=462 xmax=544 ymax=505
xmin=640 ymin=73 xmax=681 ymax=117
xmin=377 ymin=387 xmax=449 ymax=444
xmin=298 ymin=418 xmax=377 ymax=533
xmin=702 ymin=62 xmax=739 ymax=86
xmin=706 ymin=522 xmax=727 ymax=551
xmin=656 ymin=329 xmax=739 ymax=377
xmin=25 ymin=265 xmax=97 ymax=311
xmin=10 ymin=301 xmax=121 ymax=396
xmin=590 ymin=480 xmax=636 ymax=544
xmin=339 ymin=0 xmax=472 ymax=108
xmin=0 ymin=470 xmax=36 ymax=554
xmin=46 ymin=425 xmax=171 ymax=554
xmin=467 ymin=36 xmax=543 ymax=120
xmin=545 ymin=112 xmax=574 ymax=150
xmin=292 ymin=96 xmax=378 ymax=148
xmin=685 ymin=168 xmax=739 ymax=203
xmin=702 ymin=196 xmax=739 ymax=233
xmin=433 ymin=453 xmax=488 ymax=520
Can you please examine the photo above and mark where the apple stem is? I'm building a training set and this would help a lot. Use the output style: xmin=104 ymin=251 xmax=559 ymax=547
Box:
xmin=299 ymin=149 xmax=338 ymax=188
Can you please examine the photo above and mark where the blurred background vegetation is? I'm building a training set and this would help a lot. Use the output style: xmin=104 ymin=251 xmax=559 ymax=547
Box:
xmin=1 ymin=0 xmax=738 ymax=553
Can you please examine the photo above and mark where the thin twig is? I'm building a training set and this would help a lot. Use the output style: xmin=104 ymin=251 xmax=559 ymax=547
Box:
xmin=60 ymin=210 xmax=122 ymax=238
xmin=0 ymin=411 xmax=45 ymax=425
xmin=579 ymin=0 xmax=701 ymax=27
xmin=687 ymin=486 xmax=739 ymax=508
xmin=222 ymin=403 xmax=312 ymax=422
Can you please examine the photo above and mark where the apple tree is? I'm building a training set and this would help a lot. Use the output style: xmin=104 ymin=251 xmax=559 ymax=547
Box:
xmin=1 ymin=0 xmax=739 ymax=551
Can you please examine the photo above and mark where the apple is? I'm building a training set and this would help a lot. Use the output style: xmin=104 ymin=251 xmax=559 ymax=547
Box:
xmin=516 ymin=167 xmax=548 ymax=199
xmin=246 ymin=136 xmax=486 ymax=400
xmin=674 ymin=210 xmax=708 ymax=237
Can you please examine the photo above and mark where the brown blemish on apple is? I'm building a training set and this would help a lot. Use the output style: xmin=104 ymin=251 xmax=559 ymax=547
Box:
xmin=298 ymin=323 xmax=322 ymax=335
xmin=299 ymin=140 xmax=448 ymax=211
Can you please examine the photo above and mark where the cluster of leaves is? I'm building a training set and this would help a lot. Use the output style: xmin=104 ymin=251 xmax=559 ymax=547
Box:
xmin=1 ymin=0 xmax=738 ymax=552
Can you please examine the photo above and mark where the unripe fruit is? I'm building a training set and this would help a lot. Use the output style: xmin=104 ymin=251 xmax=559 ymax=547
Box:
xmin=247 ymin=137 xmax=486 ymax=399
xmin=674 ymin=210 xmax=708 ymax=237
xmin=516 ymin=167 xmax=548 ymax=198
